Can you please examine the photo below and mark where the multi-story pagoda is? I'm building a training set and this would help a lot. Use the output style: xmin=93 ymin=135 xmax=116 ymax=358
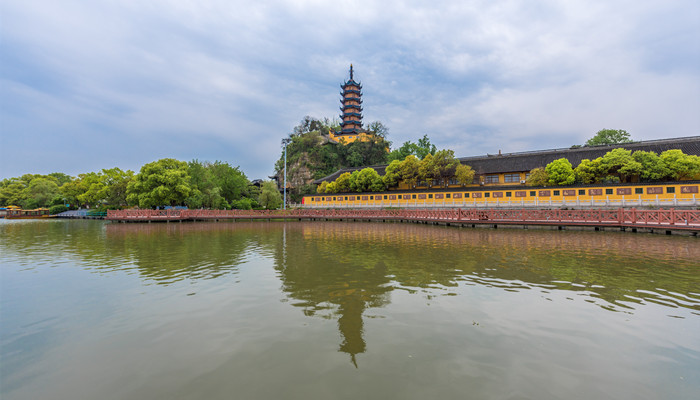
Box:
xmin=330 ymin=65 xmax=371 ymax=144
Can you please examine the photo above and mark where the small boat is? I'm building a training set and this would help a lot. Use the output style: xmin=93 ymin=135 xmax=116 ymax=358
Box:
xmin=4 ymin=207 xmax=51 ymax=219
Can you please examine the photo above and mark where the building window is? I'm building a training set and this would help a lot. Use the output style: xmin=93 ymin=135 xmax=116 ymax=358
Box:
xmin=553 ymin=190 xmax=560 ymax=196
xmin=525 ymin=173 xmax=531 ymax=180
xmin=333 ymin=197 xmax=336 ymax=201
xmin=446 ymin=193 xmax=451 ymax=199
xmin=412 ymin=194 xmax=416 ymax=199
xmin=428 ymin=194 xmax=433 ymax=199
xmin=383 ymin=195 xmax=387 ymax=200
xmin=605 ymin=189 xmax=613 ymax=195
xmin=485 ymin=175 xmax=500 ymax=184
xmin=635 ymin=188 xmax=643 ymax=194
xmin=344 ymin=197 xmax=348 ymax=200
xmin=484 ymin=192 xmax=490 ymax=198
xmin=449 ymin=178 xmax=459 ymax=185
xmin=464 ymin=193 xmax=470 ymax=198
xmin=504 ymin=173 xmax=520 ymax=183
xmin=506 ymin=192 xmax=512 ymax=197
xmin=579 ymin=189 xmax=585 ymax=195
xmin=667 ymin=187 xmax=675 ymax=194
xmin=530 ymin=191 xmax=536 ymax=197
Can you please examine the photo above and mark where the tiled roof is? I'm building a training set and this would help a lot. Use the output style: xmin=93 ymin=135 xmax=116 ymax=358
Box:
xmin=313 ymin=136 xmax=700 ymax=183
xmin=459 ymin=136 xmax=700 ymax=174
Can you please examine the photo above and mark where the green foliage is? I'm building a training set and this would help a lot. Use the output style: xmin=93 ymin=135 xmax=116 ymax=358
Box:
xmin=455 ymin=164 xmax=475 ymax=186
xmin=598 ymin=148 xmax=642 ymax=183
xmin=275 ymin=116 xmax=389 ymax=181
xmin=574 ymin=159 xmax=601 ymax=184
xmin=585 ymin=129 xmax=633 ymax=146
xmin=0 ymin=179 xmax=27 ymax=207
xmin=660 ymin=149 xmax=700 ymax=180
xmin=387 ymin=134 xmax=437 ymax=162
xmin=325 ymin=181 xmax=339 ymax=193
xmin=24 ymin=178 xmax=59 ymax=208
xmin=316 ymin=181 xmax=328 ymax=193
xmin=231 ymin=197 xmax=256 ymax=210
xmin=632 ymin=151 xmax=670 ymax=181
xmin=349 ymin=168 xmax=385 ymax=192
xmin=48 ymin=172 xmax=73 ymax=186
xmin=398 ymin=155 xmax=421 ymax=187
xmin=424 ymin=149 xmax=460 ymax=186
xmin=258 ymin=181 xmax=282 ymax=210
xmin=49 ymin=204 xmax=69 ymax=215
xmin=127 ymin=158 xmax=193 ymax=208
xmin=526 ymin=168 xmax=549 ymax=186
xmin=335 ymin=172 xmax=352 ymax=192
xmin=366 ymin=121 xmax=389 ymax=139
xmin=545 ymin=158 xmax=575 ymax=186
xmin=383 ymin=160 xmax=401 ymax=188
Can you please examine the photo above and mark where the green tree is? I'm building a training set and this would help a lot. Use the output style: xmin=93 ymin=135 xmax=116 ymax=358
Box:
xmin=585 ymin=129 xmax=633 ymax=146
xmin=632 ymin=151 xmax=669 ymax=181
xmin=660 ymin=149 xmax=700 ymax=180
xmin=76 ymin=172 xmax=105 ymax=207
xmin=366 ymin=121 xmax=389 ymax=139
xmin=335 ymin=172 xmax=352 ymax=192
xmin=387 ymin=134 xmax=437 ymax=162
xmin=48 ymin=172 xmax=73 ymax=186
xmin=127 ymin=158 xmax=193 ymax=208
xmin=258 ymin=181 xmax=282 ymax=209
xmin=574 ymin=158 xmax=601 ymax=184
xmin=598 ymin=148 xmax=642 ymax=183
xmin=349 ymin=168 xmax=385 ymax=192
xmin=383 ymin=160 xmax=401 ymax=188
xmin=316 ymin=181 xmax=328 ymax=193
xmin=455 ymin=164 xmax=475 ymax=186
xmin=24 ymin=178 xmax=60 ymax=208
xmin=429 ymin=149 xmax=460 ymax=186
xmin=526 ymin=167 xmax=549 ymax=186
xmin=0 ymin=178 xmax=27 ymax=207
xmin=546 ymin=158 xmax=576 ymax=186
xmin=209 ymin=161 xmax=250 ymax=204
xmin=399 ymin=155 xmax=421 ymax=187
xmin=416 ymin=135 xmax=437 ymax=159
xmin=325 ymin=181 xmax=339 ymax=193
xmin=101 ymin=168 xmax=133 ymax=207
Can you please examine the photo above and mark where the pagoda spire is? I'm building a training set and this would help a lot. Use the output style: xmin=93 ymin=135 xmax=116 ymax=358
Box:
xmin=338 ymin=65 xmax=363 ymax=135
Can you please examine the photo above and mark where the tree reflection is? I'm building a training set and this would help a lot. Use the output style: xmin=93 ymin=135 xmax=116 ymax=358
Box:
xmin=2 ymin=219 xmax=699 ymax=366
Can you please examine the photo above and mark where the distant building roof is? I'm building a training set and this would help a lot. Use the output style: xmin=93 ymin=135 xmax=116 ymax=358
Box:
xmin=313 ymin=136 xmax=700 ymax=184
xmin=460 ymin=136 xmax=700 ymax=175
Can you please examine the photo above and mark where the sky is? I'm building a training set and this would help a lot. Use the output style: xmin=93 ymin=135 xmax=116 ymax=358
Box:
xmin=1 ymin=0 xmax=699 ymax=180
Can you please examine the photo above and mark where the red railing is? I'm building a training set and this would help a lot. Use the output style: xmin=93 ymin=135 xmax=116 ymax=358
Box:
xmin=106 ymin=208 xmax=700 ymax=231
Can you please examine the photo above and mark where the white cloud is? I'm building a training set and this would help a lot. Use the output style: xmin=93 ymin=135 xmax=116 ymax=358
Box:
xmin=1 ymin=0 xmax=698 ymax=179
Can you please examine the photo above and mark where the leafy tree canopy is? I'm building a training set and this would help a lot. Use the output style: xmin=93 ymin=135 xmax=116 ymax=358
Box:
xmin=258 ymin=181 xmax=282 ymax=209
xmin=526 ymin=167 xmax=549 ymax=186
xmin=388 ymin=134 xmax=437 ymax=162
xmin=127 ymin=158 xmax=193 ymax=208
xmin=546 ymin=158 xmax=575 ymax=186
xmin=585 ymin=129 xmax=633 ymax=146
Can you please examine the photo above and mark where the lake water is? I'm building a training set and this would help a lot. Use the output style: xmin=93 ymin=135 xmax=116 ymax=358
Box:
xmin=1 ymin=219 xmax=699 ymax=400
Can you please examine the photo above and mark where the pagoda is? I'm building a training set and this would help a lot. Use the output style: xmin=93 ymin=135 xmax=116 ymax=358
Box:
xmin=331 ymin=65 xmax=367 ymax=143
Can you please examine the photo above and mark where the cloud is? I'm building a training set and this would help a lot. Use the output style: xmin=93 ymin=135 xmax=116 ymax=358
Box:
xmin=1 ymin=0 xmax=698 ymax=179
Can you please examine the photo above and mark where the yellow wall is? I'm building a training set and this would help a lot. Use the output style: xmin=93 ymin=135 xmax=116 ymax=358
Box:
xmin=304 ymin=183 xmax=699 ymax=207
xmin=329 ymin=131 xmax=375 ymax=145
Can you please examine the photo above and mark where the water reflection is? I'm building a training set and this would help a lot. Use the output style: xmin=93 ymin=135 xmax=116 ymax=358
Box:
xmin=266 ymin=222 xmax=700 ymax=364
xmin=2 ymin=219 xmax=699 ymax=369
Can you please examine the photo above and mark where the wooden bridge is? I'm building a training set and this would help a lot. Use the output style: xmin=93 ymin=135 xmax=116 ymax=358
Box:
xmin=106 ymin=208 xmax=700 ymax=234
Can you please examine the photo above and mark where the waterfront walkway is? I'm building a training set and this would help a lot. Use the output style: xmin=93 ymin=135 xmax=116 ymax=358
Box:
xmin=107 ymin=208 xmax=700 ymax=234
